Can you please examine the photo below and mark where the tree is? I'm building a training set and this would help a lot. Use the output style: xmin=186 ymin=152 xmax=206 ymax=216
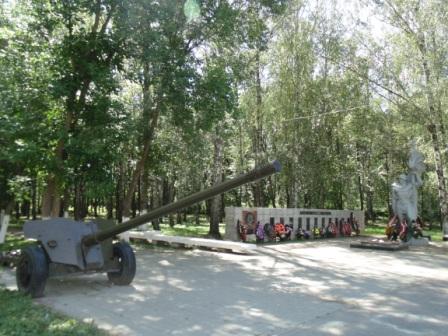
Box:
xmin=195 ymin=57 xmax=238 ymax=238
xmin=29 ymin=0 xmax=127 ymax=219
xmin=238 ymin=0 xmax=288 ymax=207
xmin=119 ymin=0 xmax=243 ymax=220
xmin=0 ymin=1 xmax=56 ymax=215
xmin=369 ymin=0 xmax=448 ymax=235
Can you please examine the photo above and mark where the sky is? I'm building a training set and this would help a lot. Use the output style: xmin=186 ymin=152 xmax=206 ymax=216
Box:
xmin=338 ymin=0 xmax=395 ymax=42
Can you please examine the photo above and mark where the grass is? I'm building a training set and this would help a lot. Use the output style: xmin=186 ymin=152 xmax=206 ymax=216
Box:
xmin=128 ymin=222 xmax=226 ymax=249
xmin=159 ymin=222 xmax=225 ymax=237
xmin=0 ymin=233 xmax=35 ymax=252
xmin=3 ymin=215 xmax=443 ymax=251
xmin=362 ymin=223 xmax=443 ymax=241
xmin=0 ymin=289 xmax=107 ymax=336
xmin=0 ymin=221 xmax=222 ymax=255
xmin=4 ymin=216 xmax=26 ymax=230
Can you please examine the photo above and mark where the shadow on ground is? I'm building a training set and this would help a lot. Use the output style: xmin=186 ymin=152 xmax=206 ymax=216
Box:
xmin=1 ymin=238 xmax=448 ymax=336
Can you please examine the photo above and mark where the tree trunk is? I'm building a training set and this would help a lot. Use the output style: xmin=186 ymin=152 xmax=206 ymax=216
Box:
xmin=93 ymin=198 xmax=98 ymax=217
xmin=287 ymin=178 xmax=297 ymax=208
xmin=151 ymin=179 xmax=161 ymax=230
xmin=427 ymin=123 xmax=448 ymax=238
xmin=131 ymin=191 xmax=137 ymax=218
xmin=267 ymin=176 xmax=277 ymax=208
xmin=15 ymin=202 xmax=19 ymax=220
xmin=40 ymin=6 xmax=114 ymax=219
xmin=418 ymin=37 xmax=448 ymax=239
xmin=31 ymin=177 xmax=37 ymax=220
xmin=41 ymin=174 xmax=61 ymax=218
xmin=74 ymin=179 xmax=88 ymax=220
xmin=384 ymin=154 xmax=393 ymax=216
xmin=366 ymin=187 xmax=374 ymax=221
xmin=358 ymin=175 xmax=364 ymax=211
xmin=252 ymin=49 xmax=265 ymax=207
xmin=123 ymin=141 xmax=152 ymax=217
xmin=20 ymin=200 xmax=29 ymax=219
xmin=209 ymin=135 xmax=224 ymax=239
xmin=168 ymin=180 xmax=176 ymax=227
xmin=140 ymin=169 xmax=149 ymax=213
xmin=107 ymin=195 xmax=113 ymax=219
xmin=115 ymin=163 xmax=124 ymax=222
xmin=122 ymin=64 xmax=159 ymax=217
xmin=195 ymin=204 xmax=201 ymax=225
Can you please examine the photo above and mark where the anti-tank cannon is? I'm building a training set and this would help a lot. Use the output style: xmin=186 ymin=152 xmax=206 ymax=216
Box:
xmin=16 ymin=161 xmax=281 ymax=297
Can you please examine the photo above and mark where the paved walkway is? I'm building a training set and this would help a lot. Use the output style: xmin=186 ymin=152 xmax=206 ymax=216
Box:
xmin=1 ymin=239 xmax=448 ymax=336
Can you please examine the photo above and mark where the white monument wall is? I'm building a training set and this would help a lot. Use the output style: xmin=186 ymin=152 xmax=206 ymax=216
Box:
xmin=224 ymin=207 xmax=365 ymax=241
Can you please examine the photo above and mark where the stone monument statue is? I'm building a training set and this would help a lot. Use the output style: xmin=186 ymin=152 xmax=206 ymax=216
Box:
xmin=391 ymin=141 xmax=425 ymax=237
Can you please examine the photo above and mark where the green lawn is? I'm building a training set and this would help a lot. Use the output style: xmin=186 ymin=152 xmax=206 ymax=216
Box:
xmin=0 ymin=221 xmax=221 ymax=255
xmin=362 ymin=223 xmax=443 ymax=241
xmin=3 ymin=216 xmax=443 ymax=254
xmin=0 ymin=289 xmax=107 ymax=336
xmin=158 ymin=222 xmax=225 ymax=237
xmin=0 ymin=233 xmax=35 ymax=252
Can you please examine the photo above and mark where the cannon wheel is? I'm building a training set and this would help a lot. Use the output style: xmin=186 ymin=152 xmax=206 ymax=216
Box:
xmin=16 ymin=246 xmax=49 ymax=298
xmin=107 ymin=241 xmax=136 ymax=286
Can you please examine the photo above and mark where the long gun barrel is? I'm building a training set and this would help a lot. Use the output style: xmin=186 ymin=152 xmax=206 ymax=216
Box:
xmin=82 ymin=160 xmax=281 ymax=247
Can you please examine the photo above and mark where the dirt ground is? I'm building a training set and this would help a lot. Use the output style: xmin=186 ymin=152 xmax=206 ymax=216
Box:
xmin=1 ymin=238 xmax=448 ymax=336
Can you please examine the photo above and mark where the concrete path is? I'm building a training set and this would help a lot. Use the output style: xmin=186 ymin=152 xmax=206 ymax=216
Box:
xmin=121 ymin=230 xmax=257 ymax=253
xmin=1 ymin=239 xmax=448 ymax=336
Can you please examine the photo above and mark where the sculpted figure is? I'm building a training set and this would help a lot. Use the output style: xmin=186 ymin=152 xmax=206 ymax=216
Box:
xmin=391 ymin=141 xmax=425 ymax=238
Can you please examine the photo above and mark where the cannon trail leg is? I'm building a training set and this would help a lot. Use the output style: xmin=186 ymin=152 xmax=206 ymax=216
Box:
xmin=16 ymin=246 xmax=49 ymax=298
xmin=107 ymin=242 xmax=136 ymax=286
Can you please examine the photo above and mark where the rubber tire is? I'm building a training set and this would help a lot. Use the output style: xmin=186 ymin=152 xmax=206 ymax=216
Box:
xmin=107 ymin=242 xmax=136 ymax=286
xmin=16 ymin=246 xmax=49 ymax=298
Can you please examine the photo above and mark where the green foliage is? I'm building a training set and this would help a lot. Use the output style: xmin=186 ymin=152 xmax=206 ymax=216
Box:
xmin=1 ymin=0 xmax=447 ymax=227
xmin=194 ymin=59 xmax=238 ymax=131
xmin=0 ymin=2 xmax=56 ymax=209
xmin=0 ymin=289 xmax=107 ymax=336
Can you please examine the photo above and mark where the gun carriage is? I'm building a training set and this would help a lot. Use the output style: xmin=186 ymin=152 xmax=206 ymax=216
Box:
xmin=16 ymin=161 xmax=281 ymax=297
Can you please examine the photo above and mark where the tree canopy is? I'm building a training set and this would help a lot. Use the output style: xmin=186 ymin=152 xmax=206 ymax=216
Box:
xmin=1 ymin=0 xmax=447 ymax=233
